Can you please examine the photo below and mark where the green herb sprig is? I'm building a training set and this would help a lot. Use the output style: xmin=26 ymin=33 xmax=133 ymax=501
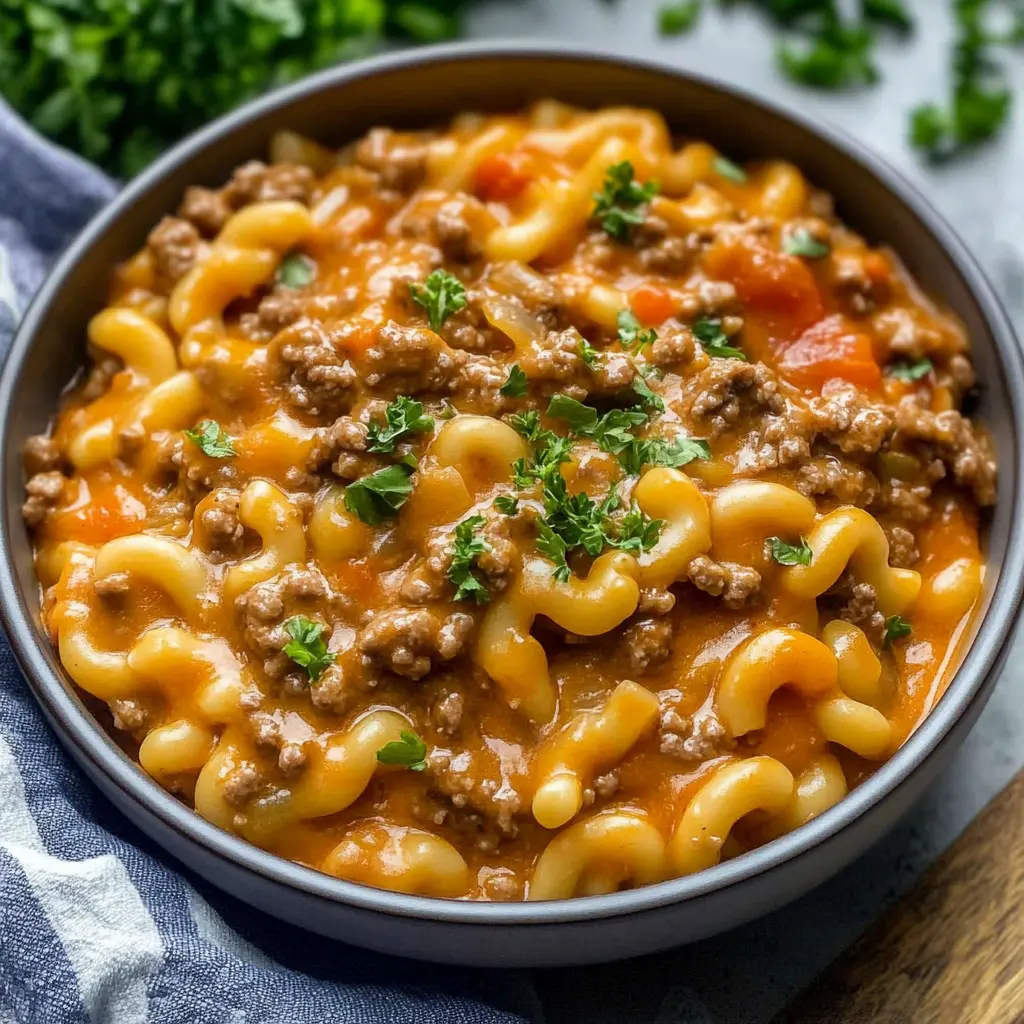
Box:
xmin=282 ymin=616 xmax=335 ymax=682
xmin=376 ymin=730 xmax=428 ymax=771
xmin=184 ymin=420 xmax=236 ymax=458
xmin=447 ymin=514 xmax=491 ymax=604
xmin=410 ymin=269 xmax=467 ymax=331
xmin=2 ymin=1 xmax=467 ymax=177
xmin=367 ymin=396 xmax=434 ymax=454
xmin=344 ymin=463 xmax=415 ymax=526
xmin=592 ymin=161 xmax=659 ymax=241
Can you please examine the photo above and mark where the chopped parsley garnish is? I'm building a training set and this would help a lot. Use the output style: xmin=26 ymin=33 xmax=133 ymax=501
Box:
xmin=783 ymin=229 xmax=831 ymax=259
xmin=282 ymin=616 xmax=335 ymax=682
xmin=620 ymin=435 xmax=711 ymax=477
xmin=366 ymin=396 xmax=434 ymax=454
xmin=447 ymin=514 xmax=490 ymax=604
xmin=184 ymin=419 xmax=236 ymax=458
xmin=863 ymin=0 xmax=913 ymax=33
xmin=276 ymin=252 xmax=315 ymax=289
xmin=344 ymin=463 xmax=415 ymax=526
xmin=613 ymin=503 xmax=666 ymax=554
xmin=409 ymin=269 xmax=467 ymax=331
xmin=547 ymin=396 xmax=649 ymax=455
xmin=509 ymin=409 xmax=556 ymax=447
xmin=578 ymin=336 xmax=600 ymax=368
xmin=535 ymin=481 xmax=662 ymax=581
xmin=658 ymin=1 xmax=701 ymax=35
xmin=536 ymin=519 xmax=571 ymax=582
xmin=499 ymin=363 xmax=528 ymax=398
xmin=693 ymin=317 xmax=746 ymax=360
xmin=779 ymin=22 xmax=878 ymax=89
xmin=711 ymin=155 xmax=747 ymax=184
xmin=494 ymin=495 xmax=519 ymax=515
xmin=910 ymin=2 xmax=1014 ymax=161
xmin=766 ymin=536 xmax=813 ymax=566
xmin=376 ymin=731 xmax=428 ymax=772
xmin=886 ymin=357 xmax=933 ymax=382
xmin=883 ymin=614 xmax=912 ymax=647
xmin=632 ymin=374 xmax=665 ymax=413
xmin=546 ymin=394 xmax=599 ymax=433
xmin=511 ymin=429 xmax=573 ymax=491
xmin=617 ymin=309 xmax=657 ymax=353
xmin=592 ymin=161 xmax=659 ymax=241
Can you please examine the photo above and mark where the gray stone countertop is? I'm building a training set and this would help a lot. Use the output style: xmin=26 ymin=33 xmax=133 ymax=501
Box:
xmin=463 ymin=2 xmax=1024 ymax=1020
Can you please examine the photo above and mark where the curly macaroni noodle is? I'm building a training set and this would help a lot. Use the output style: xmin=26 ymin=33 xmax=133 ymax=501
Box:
xmin=321 ymin=822 xmax=470 ymax=897
xmin=531 ymin=680 xmax=659 ymax=829
xmin=25 ymin=103 xmax=992 ymax=902
xmin=528 ymin=812 xmax=668 ymax=900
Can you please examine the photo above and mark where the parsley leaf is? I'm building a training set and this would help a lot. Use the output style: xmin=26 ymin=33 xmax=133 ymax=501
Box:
xmin=344 ymin=464 xmax=415 ymax=526
xmin=578 ymin=337 xmax=600 ymax=368
xmin=766 ymin=536 xmax=813 ymax=566
xmin=862 ymin=0 xmax=913 ymax=33
xmin=592 ymin=161 xmax=659 ymax=241
xmin=184 ymin=419 xmax=236 ymax=458
xmin=446 ymin=515 xmax=490 ymax=604
xmin=617 ymin=309 xmax=658 ymax=353
xmin=712 ymin=155 xmax=747 ymax=184
xmin=409 ymin=269 xmax=467 ymax=331
xmin=779 ymin=23 xmax=879 ymax=89
xmin=611 ymin=503 xmax=665 ymax=554
xmin=547 ymin=395 xmax=599 ymax=433
xmin=367 ymin=396 xmax=434 ymax=454
xmin=547 ymin=396 xmax=650 ymax=456
xmin=693 ymin=317 xmax=746 ymax=360
xmin=632 ymin=374 xmax=665 ymax=413
xmin=500 ymin=364 xmax=528 ymax=398
xmin=282 ymin=616 xmax=335 ymax=682
xmin=509 ymin=410 xmax=549 ymax=443
xmin=658 ymin=1 xmax=701 ymax=35
xmin=621 ymin=435 xmax=711 ymax=476
xmin=536 ymin=519 xmax=571 ymax=582
xmin=494 ymin=495 xmax=519 ymax=515
xmin=512 ymin=426 xmax=574 ymax=491
xmin=589 ymin=408 xmax=650 ymax=455
xmin=276 ymin=252 xmax=315 ymax=289
xmin=883 ymin=614 xmax=912 ymax=647
xmin=783 ymin=228 xmax=831 ymax=258
xmin=376 ymin=730 xmax=428 ymax=772
xmin=886 ymin=357 xmax=933 ymax=381
xmin=910 ymin=2 xmax=1013 ymax=160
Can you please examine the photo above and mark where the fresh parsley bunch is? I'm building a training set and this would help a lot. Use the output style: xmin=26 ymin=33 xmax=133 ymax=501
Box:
xmin=0 ymin=0 xmax=472 ymax=177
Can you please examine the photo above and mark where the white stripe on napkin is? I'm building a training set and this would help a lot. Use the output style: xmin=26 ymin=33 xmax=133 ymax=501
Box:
xmin=0 ymin=243 xmax=21 ymax=321
xmin=0 ymin=737 xmax=163 ymax=1024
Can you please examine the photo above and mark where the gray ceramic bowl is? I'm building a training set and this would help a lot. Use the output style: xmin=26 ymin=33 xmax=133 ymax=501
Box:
xmin=2 ymin=42 xmax=1022 ymax=968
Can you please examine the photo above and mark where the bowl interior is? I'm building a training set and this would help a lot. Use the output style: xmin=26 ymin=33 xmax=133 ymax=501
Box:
xmin=3 ymin=46 xmax=1021 ymax=925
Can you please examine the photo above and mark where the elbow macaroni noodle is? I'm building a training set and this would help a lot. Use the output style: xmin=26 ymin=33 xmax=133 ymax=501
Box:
xmin=26 ymin=103 xmax=990 ymax=902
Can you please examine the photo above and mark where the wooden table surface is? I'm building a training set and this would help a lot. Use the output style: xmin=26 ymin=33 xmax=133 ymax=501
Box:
xmin=776 ymin=768 xmax=1024 ymax=1023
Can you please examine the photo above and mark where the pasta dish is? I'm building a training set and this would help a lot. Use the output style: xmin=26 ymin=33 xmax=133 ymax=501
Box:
xmin=23 ymin=104 xmax=994 ymax=901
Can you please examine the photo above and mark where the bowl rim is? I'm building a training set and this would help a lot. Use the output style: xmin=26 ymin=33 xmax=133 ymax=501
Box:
xmin=3 ymin=38 xmax=1023 ymax=927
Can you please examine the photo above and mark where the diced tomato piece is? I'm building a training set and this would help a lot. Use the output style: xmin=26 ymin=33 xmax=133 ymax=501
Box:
xmin=704 ymin=235 xmax=824 ymax=340
xmin=777 ymin=314 xmax=882 ymax=391
xmin=47 ymin=479 xmax=147 ymax=545
xmin=474 ymin=152 xmax=533 ymax=202
xmin=630 ymin=283 xmax=677 ymax=326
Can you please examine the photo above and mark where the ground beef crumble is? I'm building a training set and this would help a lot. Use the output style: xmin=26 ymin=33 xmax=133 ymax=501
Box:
xmin=688 ymin=555 xmax=762 ymax=608
xmin=358 ymin=607 xmax=475 ymax=681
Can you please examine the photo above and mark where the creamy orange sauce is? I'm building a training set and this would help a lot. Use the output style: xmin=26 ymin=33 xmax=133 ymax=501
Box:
xmin=25 ymin=104 xmax=992 ymax=901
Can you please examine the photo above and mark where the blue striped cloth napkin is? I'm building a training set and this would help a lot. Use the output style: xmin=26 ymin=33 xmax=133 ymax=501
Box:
xmin=0 ymin=102 xmax=533 ymax=1024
